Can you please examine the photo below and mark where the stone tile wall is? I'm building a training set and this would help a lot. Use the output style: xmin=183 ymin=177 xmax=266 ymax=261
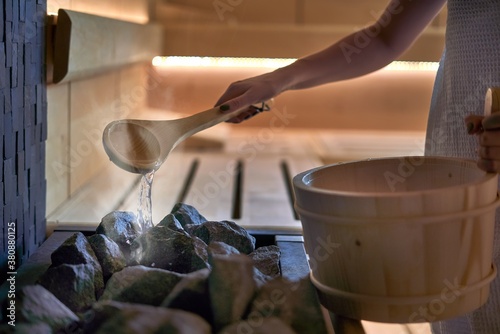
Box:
xmin=1 ymin=0 xmax=47 ymax=282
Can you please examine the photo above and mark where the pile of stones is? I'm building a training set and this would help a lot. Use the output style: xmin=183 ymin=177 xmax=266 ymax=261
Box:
xmin=5 ymin=203 xmax=328 ymax=333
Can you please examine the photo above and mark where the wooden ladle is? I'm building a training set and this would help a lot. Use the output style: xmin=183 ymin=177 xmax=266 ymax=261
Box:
xmin=102 ymin=101 xmax=272 ymax=174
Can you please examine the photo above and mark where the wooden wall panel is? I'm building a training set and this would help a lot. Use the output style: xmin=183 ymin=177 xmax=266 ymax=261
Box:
xmin=162 ymin=23 xmax=444 ymax=62
xmin=46 ymin=83 xmax=70 ymax=215
xmin=47 ymin=0 xmax=69 ymax=15
xmin=158 ymin=0 xmax=446 ymax=61
xmin=49 ymin=0 xmax=150 ymax=23
xmin=148 ymin=66 xmax=435 ymax=132
xmin=158 ymin=0 xmax=297 ymax=26
xmin=118 ymin=63 xmax=151 ymax=117
xmin=45 ymin=0 xmax=160 ymax=225
xmin=160 ymin=0 xmax=447 ymax=27
xmin=211 ymin=0 xmax=296 ymax=24
xmin=302 ymin=0 xmax=392 ymax=26
xmin=69 ymin=71 xmax=119 ymax=195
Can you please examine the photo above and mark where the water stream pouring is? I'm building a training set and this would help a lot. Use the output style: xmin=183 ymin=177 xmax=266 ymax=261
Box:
xmin=102 ymin=101 xmax=273 ymax=173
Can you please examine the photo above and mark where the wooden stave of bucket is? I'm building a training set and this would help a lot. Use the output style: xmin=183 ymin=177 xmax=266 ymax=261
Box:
xmin=295 ymin=201 xmax=499 ymax=322
xmin=312 ymin=264 xmax=496 ymax=323
xmin=292 ymin=156 xmax=500 ymax=323
xmin=293 ymin=156 xmax=498 ymax=218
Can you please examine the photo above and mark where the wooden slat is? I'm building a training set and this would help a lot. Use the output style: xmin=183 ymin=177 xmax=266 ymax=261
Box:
xmin=52 ymin=9 xmax=162 ymax=83
xmin=46 ymin=163 xmax=140 ymax=231
xmin=49 ymin=129 xmax=428 ymax=233
xmin=223 ymin=129 xmax=319 ymax=156
xmin=311 ymin=130 xmax=426 ymax=164
xmin=117 ymin=151 xmax=321 ymax=233
xmin=162 ymin=22 xmax=444 ymax=62
xmin=182 ymin=153 xmax=237 ymax=221
xmin=237 ymin=154 xmax=302 ymax=232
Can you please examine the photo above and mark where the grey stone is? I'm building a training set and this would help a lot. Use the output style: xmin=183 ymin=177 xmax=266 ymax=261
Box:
xmin=190 ymin=220 xmax=256 ymax=254
xmin=156 ymin=213 xmax=189 ymax=236
xmin=131 ymin=225 xmax=209 ymax=273
xmin=218 ymin=316 xmax=297 ymax=334
xmin=171 ymin=202 xmax=208 ymax=228
xmin=38 ymin=264 xmax=96 ymax=313
xmin=95 ymin=211 xmax=141 ymax=261
xmin=12 ymin=285 xmax=79 ymax=333
xmin=50 ymin=232 xmax=104 ymax=298
xmin=208 ymin=241 xmax=240 ymax=256
xmin=87 ymin=233 xmax=126 ymax=281
xmin=249 ymin=245 xmax=281 ymax=278
xmin=8 ymin=322 xmax=53 ymax=334
xmin=0 ymin=325 xmax=14 ymax=334
xmin=84 ymin=300 xmax=211 ymax=334
xmin=99 ymin=265 xmax=184 ymax=306
xmin=249 ymin=277 xmax=329 ymax=334
xmin=209 ymin=254 xmax=257 ymax=331
xmin=253 ymin=267 xmax=272 ymax=288
xmin=161 ymin=268 xmax=212 ymax=323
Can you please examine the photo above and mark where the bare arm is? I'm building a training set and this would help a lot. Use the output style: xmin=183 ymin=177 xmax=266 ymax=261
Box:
xmin=283 ymin=0 xmax=446 ymax=89
xmin=216 ymin=0 xmax=447 ymax=121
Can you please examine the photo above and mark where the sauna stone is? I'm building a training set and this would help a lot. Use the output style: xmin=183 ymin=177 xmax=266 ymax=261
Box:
xmin=207 ymin=241 xmax=241 ymax=256
xmin=87 ymin=233 xmax=126 ymax=281
xmin=161 ymin=268 xmax=212 ymax=323
xmin=209 ymin=254 xmax=257 ymax=331
xmin=49 ymin=232 xmax=104 ymax=298
xmin=156 ymin=213 xmax=190 ymax=236
xmin=249 ymin=245 xmax=281 ymax=278
xmin=189 ymin=220 xmax=256 ymax=254
xmin=5 ymin=322 xmax=53 ymax=334
xmin=13 ymin=285 xmax=79 ymax=332
xmin=95 ymin=211 xmax=141 ymax=261
xmin=38 ymin=264 xmax=97 ymax=313
xmin=131 ymin=224 xmax=209 ymax=273
xmin=99 ymin=265 xmax=184 ymax=306
xmin=219 ymin=316 xmax=297 ymax=334
xmin=206 ymin=242 xmax=277 ymax=285
xmin=171 ymin=202 xmax=208 ymax=228
xmin=84 ymin=300 xmax=211 ymax=334
xmin=250 ymin=277 xmax=329 ymax=334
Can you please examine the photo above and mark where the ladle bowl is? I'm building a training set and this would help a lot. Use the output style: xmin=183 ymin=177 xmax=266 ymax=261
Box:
xmin=102 ymin=101 xmax=272 ymax=173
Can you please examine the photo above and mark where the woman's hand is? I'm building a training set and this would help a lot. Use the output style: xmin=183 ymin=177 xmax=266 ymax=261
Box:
xmin=214 ymin=71 xmax=287 ymax=123
xmin=466 ymin=113 xmax=500 ymax=172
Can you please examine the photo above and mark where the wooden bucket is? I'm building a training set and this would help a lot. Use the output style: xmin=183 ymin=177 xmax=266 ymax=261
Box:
xmin=293 ymin=156 xmax=499 ymax=323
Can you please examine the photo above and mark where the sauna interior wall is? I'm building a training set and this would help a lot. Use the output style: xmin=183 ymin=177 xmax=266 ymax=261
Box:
xmin=45 ymin=0 xmax=155 ymax=217
xmin=151 ymin=0 xmax=446 ymax=131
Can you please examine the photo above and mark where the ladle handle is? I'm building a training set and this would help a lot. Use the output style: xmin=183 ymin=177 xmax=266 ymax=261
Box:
xmin=485 ymin=87 xmax=500 ymax=116
xmin=175 ymin=100 xmax=273 ymax=139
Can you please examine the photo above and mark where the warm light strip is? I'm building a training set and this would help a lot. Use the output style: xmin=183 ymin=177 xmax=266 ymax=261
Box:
xmin=152 ymin=56 xmax=296 ymax=68
xmin=384 ymin=61 xmax=439 ymax=71
xmin=152 ymin=56 xmax=439 ymax=71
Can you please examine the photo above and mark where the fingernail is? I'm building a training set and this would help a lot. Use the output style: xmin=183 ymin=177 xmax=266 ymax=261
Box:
xmin=219 ymin=104 xmax=230 ymax=111
xmin=467 ymin=122 xmax=474 ymax=134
